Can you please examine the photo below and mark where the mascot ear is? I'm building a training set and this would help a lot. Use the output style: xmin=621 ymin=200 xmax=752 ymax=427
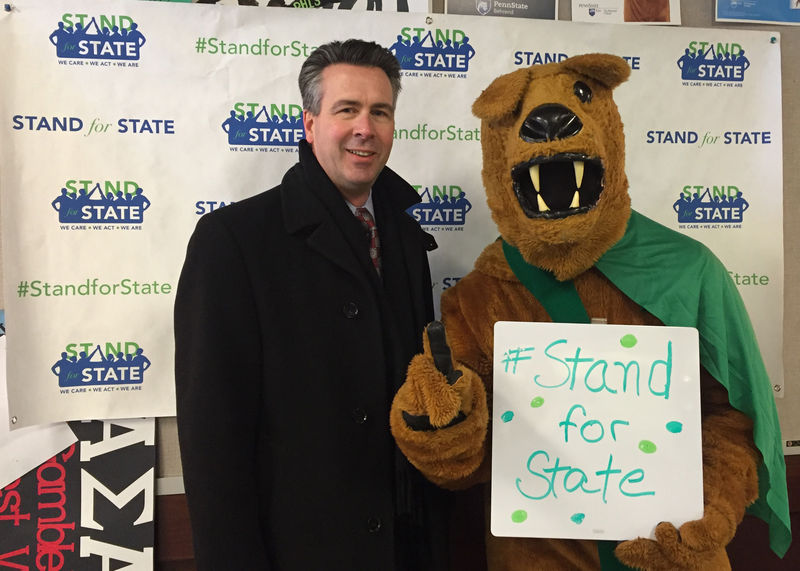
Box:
xmin=472 ymin=67 xmax=531 ymax=123
xmin=562 ymin=53 xmax=631 ymax=89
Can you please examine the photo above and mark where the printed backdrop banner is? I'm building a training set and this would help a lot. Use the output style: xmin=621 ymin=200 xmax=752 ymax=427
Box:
xmin=0 ymin=0 xmax=784 ymax=427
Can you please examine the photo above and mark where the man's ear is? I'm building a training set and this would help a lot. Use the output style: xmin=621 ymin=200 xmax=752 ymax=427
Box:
xmin=302 ymin=109 xmax=316 ymax=144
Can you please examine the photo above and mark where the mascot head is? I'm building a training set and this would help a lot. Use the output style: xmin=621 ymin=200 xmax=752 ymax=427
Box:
xmin=473 ymin=54 xmax=631 ymax=281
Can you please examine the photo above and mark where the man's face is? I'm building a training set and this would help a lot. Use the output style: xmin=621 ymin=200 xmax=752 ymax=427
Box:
xmin=303 ymin=63 xmax=395 ymax=204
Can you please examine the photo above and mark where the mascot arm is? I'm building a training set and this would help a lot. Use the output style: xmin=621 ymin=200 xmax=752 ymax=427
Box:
xmin=615 ymin=371 xmax=760 ymax=570
xmin=390 ymin=320 xmax=490 ymax=489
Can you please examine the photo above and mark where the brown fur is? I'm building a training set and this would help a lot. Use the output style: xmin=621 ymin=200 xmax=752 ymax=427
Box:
xmin=391 ymin=56 xmax=760 ymax=570
xmin=472 ymin=54 xmax=631 ymax=281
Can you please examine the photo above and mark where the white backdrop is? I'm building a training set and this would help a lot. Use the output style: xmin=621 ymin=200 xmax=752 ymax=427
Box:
xmin=0 ymin=0 xmax=783 ymax=428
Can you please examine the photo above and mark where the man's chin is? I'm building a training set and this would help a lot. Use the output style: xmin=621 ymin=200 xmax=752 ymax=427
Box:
xmin=346 ymin=166 xmax=384 ymax=186
xmin=332 ymin=175 xmax=376 ymax=203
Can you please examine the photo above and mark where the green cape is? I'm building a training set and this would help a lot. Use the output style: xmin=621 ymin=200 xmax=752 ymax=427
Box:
xmin=502 ymin=210 xmax=791 ymax=558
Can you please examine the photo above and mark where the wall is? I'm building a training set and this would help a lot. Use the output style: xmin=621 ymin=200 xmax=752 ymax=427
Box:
xmin=676 ymin=0 xmax=800 ymax=458
xmin=148 ymin=2 xmax=800 ymax=564
xmin=156 ymin=0 xmax=800 ymax=488
xmin=0 ymin=0 xmax=796 ymax=530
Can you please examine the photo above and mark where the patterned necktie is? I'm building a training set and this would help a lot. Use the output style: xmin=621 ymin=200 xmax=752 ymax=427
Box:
xmin=355 ymin=207 xmax=381 ymax=276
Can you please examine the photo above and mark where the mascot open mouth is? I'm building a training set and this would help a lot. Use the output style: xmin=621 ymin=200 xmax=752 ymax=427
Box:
xmin=511 ymin=153 xmax=604 ymax=219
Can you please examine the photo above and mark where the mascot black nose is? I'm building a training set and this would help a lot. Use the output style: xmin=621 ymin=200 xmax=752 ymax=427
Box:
xmin=519 ymin=103 xmax=583 ymax=143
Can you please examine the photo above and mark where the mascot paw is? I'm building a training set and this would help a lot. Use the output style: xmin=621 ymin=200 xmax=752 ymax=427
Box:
xmin=615 ymin=516 xmax=732 ymax=571
xmin=401 ymin=321 xmax=470 ymax=429
xmin=390 ymin=321 xmax=488 ymax=486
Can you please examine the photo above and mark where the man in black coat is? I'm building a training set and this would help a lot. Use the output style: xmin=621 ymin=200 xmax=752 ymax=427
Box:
xmin=174 ymin=39 xmax=447 ymax=569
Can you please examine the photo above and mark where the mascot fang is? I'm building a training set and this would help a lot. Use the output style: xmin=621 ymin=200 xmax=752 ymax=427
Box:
xmin=390 ymin=54 xmax=790 ymax=570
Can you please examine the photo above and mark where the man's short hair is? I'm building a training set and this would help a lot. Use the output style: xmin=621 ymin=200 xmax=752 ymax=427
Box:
xmin=298 ymin=39 xmax=402 ymax=114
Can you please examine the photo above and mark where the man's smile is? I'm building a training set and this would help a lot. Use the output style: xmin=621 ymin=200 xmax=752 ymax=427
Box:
xmin=347 ymin=148 xmax=375 ymax=157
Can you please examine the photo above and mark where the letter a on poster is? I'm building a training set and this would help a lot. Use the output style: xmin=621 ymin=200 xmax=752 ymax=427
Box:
xmin=491 ymin=321 xmax=703 ymax=540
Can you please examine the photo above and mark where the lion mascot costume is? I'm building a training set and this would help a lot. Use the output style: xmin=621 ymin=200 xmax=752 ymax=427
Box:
xmin=390 ymin=54 xmax=790 ymax=570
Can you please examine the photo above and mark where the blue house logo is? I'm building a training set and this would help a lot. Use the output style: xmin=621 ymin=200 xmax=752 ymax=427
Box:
xmin=673 ymin=188 xmax=749 ymax=224
xmin=222 ymin=106 xmax=305 ymax=146
xmin=677 ymin=43 xmax=750 ymax=83
xmin=49 ymin=16 xmax=146 ymax=61
xmin=406 ymin=186 xmax=472 ymax=227
xmin=53 ymin=345 xmax=150 ymax=388
xmin=390 ymin=31 xmax=476 ymax=73
xmin=51 ymin=183 xmax=151 ymax=224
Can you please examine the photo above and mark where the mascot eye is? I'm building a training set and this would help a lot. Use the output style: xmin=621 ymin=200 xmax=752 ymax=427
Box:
xmin=574 ymin=81 xmax=592 ymax=103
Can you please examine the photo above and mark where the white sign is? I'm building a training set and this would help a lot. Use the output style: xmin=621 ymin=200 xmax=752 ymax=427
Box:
xmin=0 ymin=329 xmax=77 ymax=489
xmin=491 ymin=321 xmax=703 ymax=540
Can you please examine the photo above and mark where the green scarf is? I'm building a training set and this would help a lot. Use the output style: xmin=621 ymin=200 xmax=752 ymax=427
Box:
xmin=502 ymin=210 xmax=791 ymax=560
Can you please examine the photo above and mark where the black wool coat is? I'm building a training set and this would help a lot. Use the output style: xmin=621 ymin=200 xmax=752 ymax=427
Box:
xmin=174 ymin=141 xmax=444 ymax=570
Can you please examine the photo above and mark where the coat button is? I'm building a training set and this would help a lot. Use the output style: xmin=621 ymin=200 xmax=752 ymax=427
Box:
xmin=366 ymin=517 xmax=382 ymax=533
xmin=351 ymin=408 xmax=368 ymax=424
xmin=342 ymin=302 xmax=359 ymax=319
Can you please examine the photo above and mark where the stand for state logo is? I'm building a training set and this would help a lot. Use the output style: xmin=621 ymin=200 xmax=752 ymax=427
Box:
xmin=677 ymin=42 xmax=750 ymax=83
xmin=222 ymin=104 xmax=305 ymax=147
xmin=49 ymin=15 xmax=146 ymax=61
xmin=53 ymin=343 xmax=150 ymax=389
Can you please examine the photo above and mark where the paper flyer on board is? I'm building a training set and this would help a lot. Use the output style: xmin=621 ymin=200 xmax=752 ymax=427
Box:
xmin=572 ymin=0 xmax=681 ymax=24
xmin=717 ymin=0 xmax=800 ymax=25
xmin=446 ymin=0 xmax=557 ymax=19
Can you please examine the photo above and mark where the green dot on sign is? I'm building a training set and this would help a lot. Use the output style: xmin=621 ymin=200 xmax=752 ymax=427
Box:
xmin=501 ymin=411 xmax=514 ymax=423
xmin=620 ymin=334 xmax=638 ymax=348
xmin=666 ymin=421 xmax=683 ymax=434
xmin=530 ymin=396 xmax=544 ymax=408
xmin=638 ymin=440 xmax=657 ymax=454
xmin=511 ymin=510 xmax=527 ymax=523
xmin=570 ymin=513 xmax=585 ymax=525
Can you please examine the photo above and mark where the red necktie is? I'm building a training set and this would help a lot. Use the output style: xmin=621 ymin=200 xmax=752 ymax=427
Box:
xmin=355 ymin=207 xmax=381 ymax=276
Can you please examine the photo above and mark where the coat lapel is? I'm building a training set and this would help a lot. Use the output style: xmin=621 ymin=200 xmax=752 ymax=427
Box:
xmin=377 ymin=168 xmax=437 ymax=322
xmin=280 ymin=142 xmax=373 ymax=284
